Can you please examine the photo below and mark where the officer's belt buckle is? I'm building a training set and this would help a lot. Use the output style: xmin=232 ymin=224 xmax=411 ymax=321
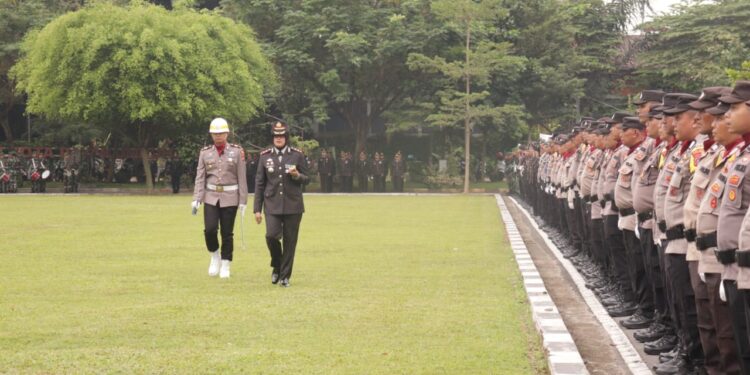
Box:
xmin=216 ymin=185 xmax=224 ymax=192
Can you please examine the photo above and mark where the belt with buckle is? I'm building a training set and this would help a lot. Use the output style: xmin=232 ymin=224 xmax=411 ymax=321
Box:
xmin=666 ymin=224 xmax=685 ymax=241
xmin=207 ymin=184 xmax=239 ymax=192
xmin=637 ymin=211 xmax=653 ymax=222
xmin=715 ymin=248 xmax=737 ymax=265
xmin=696 ymin=232 xmax=717 ymax=251
xmin=619 ymin=207 xmax=635 ymax=217
xmin=737 ymin=251 xmax=750 ymax=267
xmin=684 ymin=228 xmax=697 ymax=242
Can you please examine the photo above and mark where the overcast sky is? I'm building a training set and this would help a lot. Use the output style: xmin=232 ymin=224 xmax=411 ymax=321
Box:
xmin=628 ymin=0 xmax=693 ymax=32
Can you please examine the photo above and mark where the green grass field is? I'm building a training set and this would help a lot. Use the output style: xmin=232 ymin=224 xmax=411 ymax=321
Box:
xmin=0 ymin=195 xmax=546 ymax=374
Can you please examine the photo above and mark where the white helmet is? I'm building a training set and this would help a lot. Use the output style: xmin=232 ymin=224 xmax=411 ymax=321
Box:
xmin=209 ymin=118 xmax=230 ymax=133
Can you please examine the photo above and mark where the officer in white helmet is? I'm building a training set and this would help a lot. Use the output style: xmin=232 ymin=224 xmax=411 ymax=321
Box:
xmin=192 ymin=118 xmax=248 ymax=278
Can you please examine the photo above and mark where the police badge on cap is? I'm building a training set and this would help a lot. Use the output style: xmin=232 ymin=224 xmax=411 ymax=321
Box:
xmin=272 ymin=122 xmax=288 ymax=136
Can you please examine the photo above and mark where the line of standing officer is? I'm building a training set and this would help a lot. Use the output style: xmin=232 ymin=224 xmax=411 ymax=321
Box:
xmin=516 ymin=82 xmax=750 ymax=374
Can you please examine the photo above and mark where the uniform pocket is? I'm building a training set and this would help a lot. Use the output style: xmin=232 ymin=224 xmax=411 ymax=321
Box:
xmin=618 ymin=165 xmax=633 ymax=189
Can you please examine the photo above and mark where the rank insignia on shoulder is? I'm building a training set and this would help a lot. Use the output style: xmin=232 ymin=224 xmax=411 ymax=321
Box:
xmin=290 ymin=147 xmax=304 ymax=154
xmin=261 ymin=148 xmax=273 ymax=155
xmin=202 ymin=145 xmax=213 ymax=151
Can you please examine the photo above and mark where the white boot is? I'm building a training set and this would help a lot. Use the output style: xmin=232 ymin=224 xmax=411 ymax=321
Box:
xmin=219 ymin=260 xmax=231 ymax=279
xmin=208 ymin=251 xmax=221 ymax=277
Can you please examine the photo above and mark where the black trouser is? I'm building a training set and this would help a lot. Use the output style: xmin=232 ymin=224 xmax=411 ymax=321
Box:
xmin=320 ymin=174 xmax=334 ymax=193
xmin=624 ymin=227 xmax=653 ymax=315
xmin=341 ymin=176 xmax=353 ymax=192
xmin=357 ymin=174 xmax=368 ymax=192
xmin=204 ymin=202 xmax=238 ymax=261
xmin=578 ymin=199 xmax=591 ymax=258
xmin=639 ymin=227 xmax=665 ymax=320
xmin=604 ymin=215 xmax=632 ymax=300
xmin=689 ymin=262 xmax=721 ymax=374
xmin=265 ymin=213 xmax=303 ymax=280
xmin=171 ymin=173 xmax=181 ymax=193
xmin=726 ymin=281 xmax=750 ymax=374
xmin=590 ymin=218 xmax=606 ymax=267
xmin=705 ymin=274 xmax=741 ymax=375
xmin=393 ymin=177 xmax=404 ymax=192
xmin=665 ymin=253 xmax=702 ymax=361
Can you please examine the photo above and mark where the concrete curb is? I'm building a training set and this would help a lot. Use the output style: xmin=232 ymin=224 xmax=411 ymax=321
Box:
xmin=507 ymin=196 xmax=653 ymax=375
xmin=494 ymin=195 xmax=589 ymax=375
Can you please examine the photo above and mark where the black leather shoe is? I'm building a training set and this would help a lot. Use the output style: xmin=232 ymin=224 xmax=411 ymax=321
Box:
xmin=659 ymin=345 xmax=680 ymax=363
xmin=280 ymin=278 xmax=290 ymax=288
xmin=271 ymin=271 xmax=280 ymax=284
xmin=644 ymin=334 xmax=678 ymax=355
xmin=654 ymin=355 xmax=689 ymax=375
xmin=607 ymin=302 xmax=637 ymax=317
xmin=621 ymin=312 xmax=653 ymax=330
xmin=601 ymin=294 xmax=625 ymax=307
xmin=634 ymin=323 xmax=670 ymax=343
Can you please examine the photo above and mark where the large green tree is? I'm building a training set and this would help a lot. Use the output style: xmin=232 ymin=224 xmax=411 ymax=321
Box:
xmin=11 ymin=2 xmax=274 ymax=189
xmin=635 ymin=0 xmax=750 ymax=92
xmin=408 ymin=0 xmax=526 ymax=193
xmin=0 ymin=0 xmax=82 ymax=143
xmin=222 ymin=0 xmax=443 ymax=155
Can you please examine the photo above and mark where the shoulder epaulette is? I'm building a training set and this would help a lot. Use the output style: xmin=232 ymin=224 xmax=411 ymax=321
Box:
xmin=260 ymin=148 xmax=273 ymax=155
xmin=201 ymin=145 xmax=213 ymax=151
xmin=229 ymin=143 xmax=243 ymax=149
xmin=291 ymin=147 xmax=304 ymax=154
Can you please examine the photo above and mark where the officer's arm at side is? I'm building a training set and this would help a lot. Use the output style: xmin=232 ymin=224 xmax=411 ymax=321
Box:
xmin=192 ymin=151 xmax=205 ymax=203
xmin=237 ymin=150 xmax=248 ymax=205
xmin=253 ymin=157 xmax=267 ymax=213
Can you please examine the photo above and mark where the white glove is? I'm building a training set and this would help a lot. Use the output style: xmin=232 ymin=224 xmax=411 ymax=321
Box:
xmin=239 ymin=204 xmax=247 ymax=217
xmin=720 ymin=281 xmax=727 ymax=302
xmin=699 ymin=273 xmax=706 ymax=283
xmin=191 ymin=200 xmax=201 ymax=209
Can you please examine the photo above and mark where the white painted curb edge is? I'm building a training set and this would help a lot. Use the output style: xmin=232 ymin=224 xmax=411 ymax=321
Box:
xmin=494 ymin=195 xmax=589 ymax=375
xmin=506 ymin=195 xmax=653 ymax=375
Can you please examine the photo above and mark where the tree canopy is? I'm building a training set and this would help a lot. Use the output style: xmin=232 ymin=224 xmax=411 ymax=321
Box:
xmin=11 ymin=1 xmax=274 ymax=188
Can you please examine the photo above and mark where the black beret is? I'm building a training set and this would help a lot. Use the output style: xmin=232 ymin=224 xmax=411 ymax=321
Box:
xmin=663 ymin=94 xmax=700 ymax=115
xmin=621 ymin=117 xmax=645 ymax=131
xmin=604 ymin=112 xmax=633 ymax=124
xmin=718 ymin=81 xmax=750 ymax=104
xmin=706 ymin=102 xmax=730 ymax=116
xmin=633 ymin=90 xmax=666 ymax=105
xmin=653 ymin=93 xmax=685 ymax=112
xmin=689 ymin=87 xmax=732 ymax=110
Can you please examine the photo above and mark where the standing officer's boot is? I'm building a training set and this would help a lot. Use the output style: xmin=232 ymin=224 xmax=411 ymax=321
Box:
xmin=208 ymin=251 xmax=221 ymax=277
xmin=220 ymin=260 xmax=231 ymax=279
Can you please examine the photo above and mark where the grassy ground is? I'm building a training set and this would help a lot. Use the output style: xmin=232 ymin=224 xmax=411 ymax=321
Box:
xmin=41 ymin=179 xmax=508 ymax=192
xmin=0 ymin=195 xmax=546 ymax=374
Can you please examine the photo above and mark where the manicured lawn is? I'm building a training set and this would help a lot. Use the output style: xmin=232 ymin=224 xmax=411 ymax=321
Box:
xmin=0 ymin=195 xmax=546 ymax=374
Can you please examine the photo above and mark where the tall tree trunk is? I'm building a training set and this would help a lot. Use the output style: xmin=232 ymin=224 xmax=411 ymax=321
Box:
xmin=138 ymin=124 xmax=153 ymax=191
xmin=463 ymin=22 xmax=472 ymax=194
xmin=0 ymin=117 xmax=13 ymax=144
xmin=141 ymin=148 xmax=154 ymax=191
xmin=354 ymin=118 xmax=370 ymax=157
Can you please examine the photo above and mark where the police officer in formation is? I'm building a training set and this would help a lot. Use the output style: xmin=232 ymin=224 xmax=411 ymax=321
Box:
xmin=356 ymin=151 xmax=370 ymax=193
xmin=516 ymin=82 xmax=750 ymax=375
xmin=317 ymin=149 xmax=335 ymax=193
xmin=253 ymin=122 xmax=309 ymax=288
xmin=192 ymin=117 xmax=248 ymax=279
xmin=338 ymin=150 xmax=353 ymax=192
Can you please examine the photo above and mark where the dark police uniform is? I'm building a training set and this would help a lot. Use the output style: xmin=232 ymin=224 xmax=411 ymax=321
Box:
xmin=254 ymin=123 xmax=309 ymax=287
xmin=356 ymin=154 xmax=370 ymax=193
xmin=318 ymin=153 xmax=335 ymax=193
